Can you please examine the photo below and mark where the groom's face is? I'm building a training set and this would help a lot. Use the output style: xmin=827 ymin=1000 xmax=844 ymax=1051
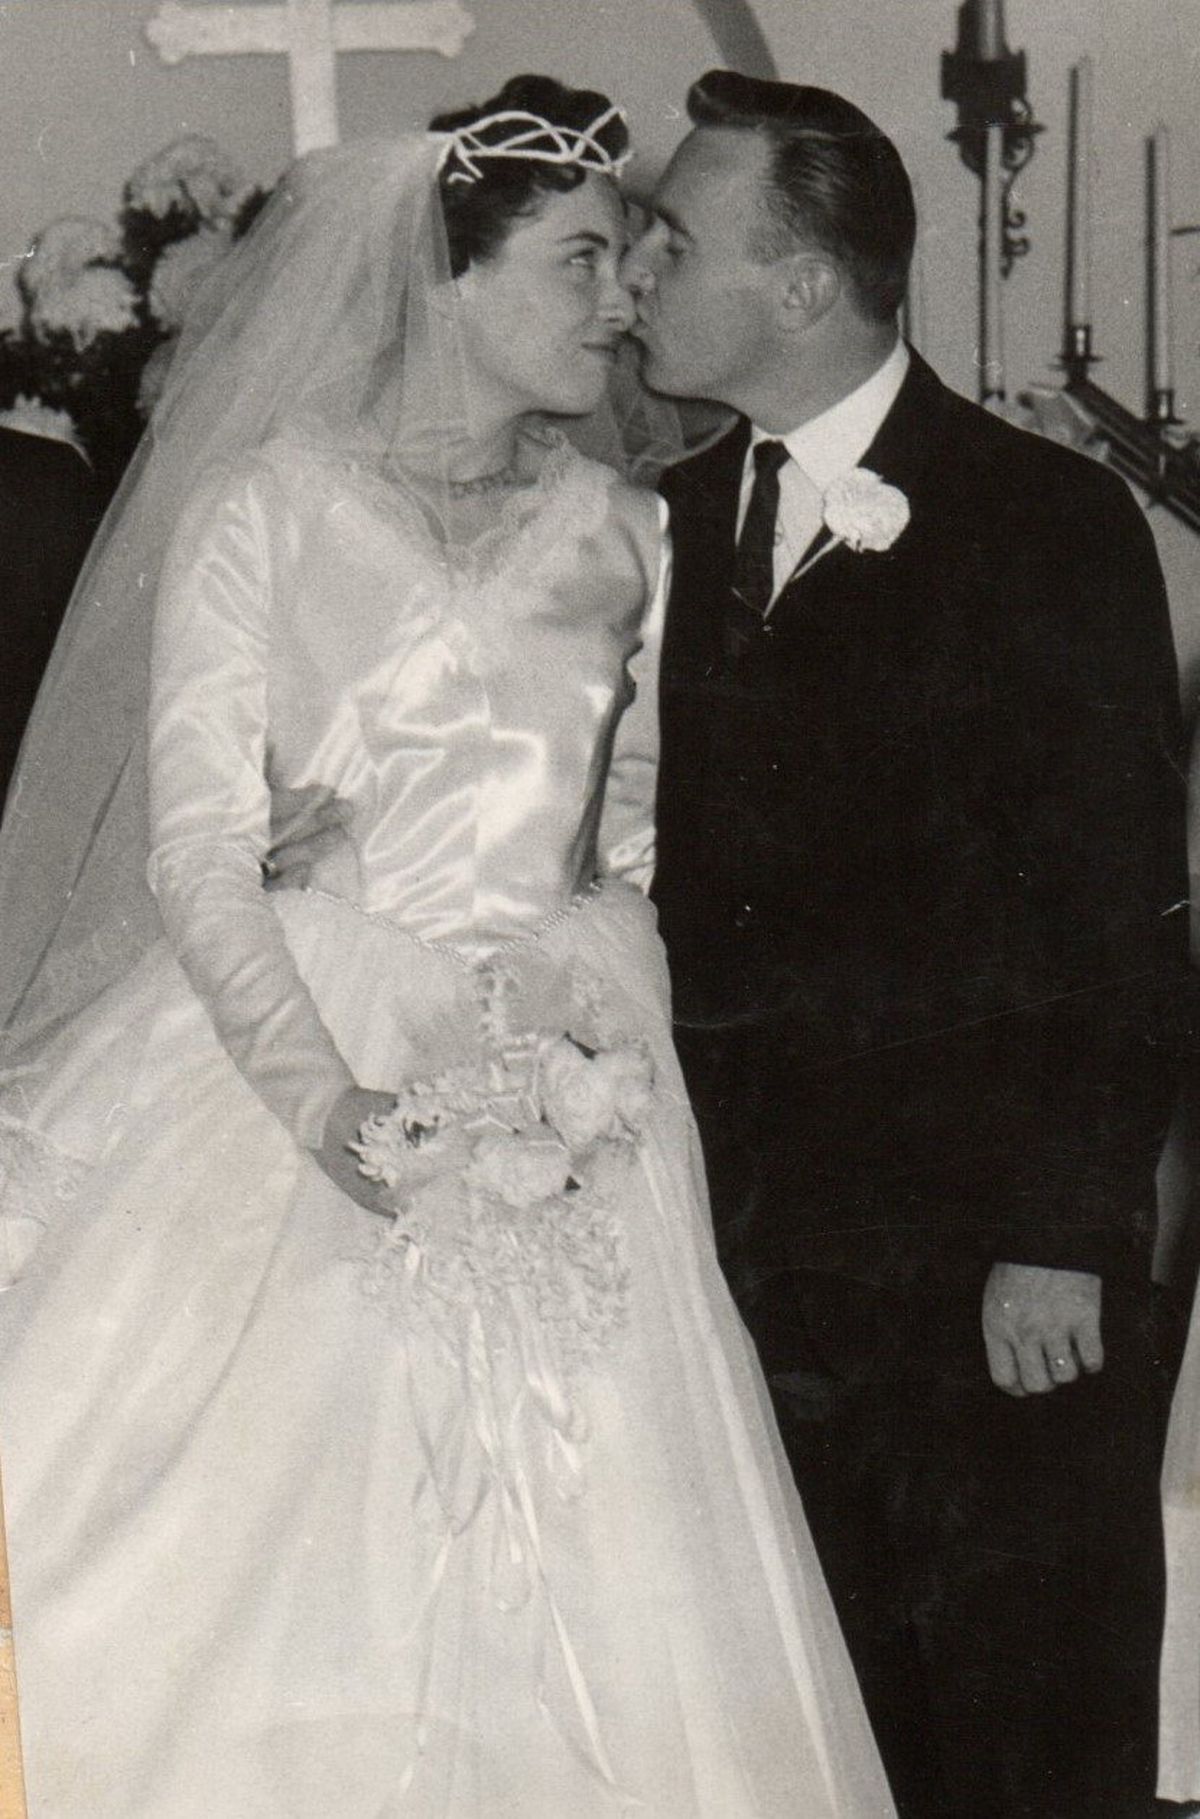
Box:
xmin=625 ymin=127 xmax=780 ymax=409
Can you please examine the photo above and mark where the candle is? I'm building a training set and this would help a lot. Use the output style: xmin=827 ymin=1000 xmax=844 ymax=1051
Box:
xmin=1150 ymin=123 xmax=1174 ymax=397
xmin=1065 ymin=58 xmax=1093 ymax=329
xmin=901 ymin=249 xmax=926 ymax=353
xmin=980 ymin=123 xmax=1006 ymax=399
xmin=958 ymin=0 xmax=1007 ymax=61
xmin=902 ymin=178 xmax=927 ymax=352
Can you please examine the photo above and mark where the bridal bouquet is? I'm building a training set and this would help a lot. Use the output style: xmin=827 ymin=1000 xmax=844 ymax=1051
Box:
xmin=355 ymin=1010 xmax=654 ymax=1370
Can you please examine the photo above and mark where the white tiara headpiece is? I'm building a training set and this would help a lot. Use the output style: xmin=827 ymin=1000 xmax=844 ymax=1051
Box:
xmin=430 ymin=105 xmax=632 ymax=186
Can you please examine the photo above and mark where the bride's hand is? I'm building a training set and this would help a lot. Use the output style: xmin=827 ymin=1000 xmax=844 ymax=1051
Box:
xmin=312 ymin=1085 xmax=397 ymax=1216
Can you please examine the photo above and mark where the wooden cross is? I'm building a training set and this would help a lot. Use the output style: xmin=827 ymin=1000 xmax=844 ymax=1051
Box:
xmin=146 ymin=0 xmax=476 ymax=156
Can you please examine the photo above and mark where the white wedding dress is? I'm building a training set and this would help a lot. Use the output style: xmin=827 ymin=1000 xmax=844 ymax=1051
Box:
xmin=0 ymin=435 xmax=894 ymax=1817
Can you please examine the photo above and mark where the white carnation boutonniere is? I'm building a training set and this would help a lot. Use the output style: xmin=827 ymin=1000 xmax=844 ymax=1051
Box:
xmin=768 ymin=467 xmax=910 ymax=614
xmin=822 ymin=467 xmax=911 ymax=552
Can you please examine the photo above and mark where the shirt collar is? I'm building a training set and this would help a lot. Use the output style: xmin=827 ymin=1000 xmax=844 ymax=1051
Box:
xmin=751 ymin=340 xmax=910 ymax=494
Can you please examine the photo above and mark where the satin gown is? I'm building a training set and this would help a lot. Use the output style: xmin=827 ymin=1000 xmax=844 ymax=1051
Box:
xmin=0 ymin=435 xmax=895 ymax=1817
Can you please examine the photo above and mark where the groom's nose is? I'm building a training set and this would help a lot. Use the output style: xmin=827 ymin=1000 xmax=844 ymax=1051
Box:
xmin=620 ymin=245 xmax=655 ymax=298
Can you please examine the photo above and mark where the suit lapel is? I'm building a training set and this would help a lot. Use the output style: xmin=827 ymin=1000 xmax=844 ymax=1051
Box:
xmin=766 ymin=348 xmax=948 ymax=620
xmin=660 ymin=419 xmax=750 ymax=669
xmin=661 ymin=418 xmax=748 ymax=561
xmin=853 ymin=347 xmax=947 ymax=499
xmin=661 ymin=349 xmax=954 ymax=648
xmin=771 ymin=522 xmax=835 ymax=604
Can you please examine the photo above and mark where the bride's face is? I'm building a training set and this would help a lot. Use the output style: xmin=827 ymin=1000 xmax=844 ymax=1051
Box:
xmin=453 ymin=174 xmax=635 ymax=420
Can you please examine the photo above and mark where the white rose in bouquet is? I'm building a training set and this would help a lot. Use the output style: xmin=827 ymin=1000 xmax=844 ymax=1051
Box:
xmin=467 ymin=1130 xmax=575 ymax=1210
xmin=538 ymin=1037 xmax=654 ymax=1152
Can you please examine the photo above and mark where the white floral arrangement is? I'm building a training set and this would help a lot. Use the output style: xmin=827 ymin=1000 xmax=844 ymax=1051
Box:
xmin=20 ymin=217 xmax=121 ymax=299
xmin=29 ymin=264 xmax=140 ymax=351
xmin=0 ymin=393 xmax=84 ymax=452
xmin=768 ymin=465 xmax=910 ymax=613
xmin=20 ymin=218 xmax=139 ymax=350
xmin=356 ymin=1002 xmax=654 ymax=1373
xmin=987 ymin=386 xmax=1112 ymax=462
xmin=0 ymin=136 xmax=267 ymax=483
xmin=125 ymin=134 xmax=253 ymax=227
xmin=146 ymin=224 xmax=233 ymax=332
xmin=135 ymin=338 xmax=178 ymax=418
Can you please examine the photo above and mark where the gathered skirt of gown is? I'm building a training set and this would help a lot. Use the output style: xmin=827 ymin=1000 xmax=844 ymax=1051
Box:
xmin=1160 ymin=1280 xmax=1200 ymax=1801
xmin=0 ymin=877 xmax=894 ymax=1817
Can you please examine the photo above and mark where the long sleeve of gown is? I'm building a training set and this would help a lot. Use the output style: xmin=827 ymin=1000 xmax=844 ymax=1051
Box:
xmin=596 ymin=502 xmax=669 ymax=895
xmin=146 ymin=462 xmax=354 ymax=1149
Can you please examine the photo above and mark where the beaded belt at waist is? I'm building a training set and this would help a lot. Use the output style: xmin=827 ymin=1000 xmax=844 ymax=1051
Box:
xmin=293 ymin=880 xmax=604 ymax=974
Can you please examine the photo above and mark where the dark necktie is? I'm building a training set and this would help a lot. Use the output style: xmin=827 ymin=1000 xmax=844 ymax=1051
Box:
xmin=732 ymin=438 xmax=789 ymax=620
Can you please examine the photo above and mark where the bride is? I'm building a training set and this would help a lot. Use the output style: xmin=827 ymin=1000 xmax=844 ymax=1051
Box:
xmin=0 ymin=74 xmax=894 ymax=1817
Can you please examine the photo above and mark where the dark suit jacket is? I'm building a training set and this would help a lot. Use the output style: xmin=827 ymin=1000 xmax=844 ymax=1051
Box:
xmin=653 ymin=351 xmax=1190 ymax=1308
xmin=0 ymin=426 xmax=103 ymax=809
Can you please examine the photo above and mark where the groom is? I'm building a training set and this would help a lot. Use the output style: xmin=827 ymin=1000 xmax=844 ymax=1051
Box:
xmin=625 ymin=71 xmax=1190 ymax=1818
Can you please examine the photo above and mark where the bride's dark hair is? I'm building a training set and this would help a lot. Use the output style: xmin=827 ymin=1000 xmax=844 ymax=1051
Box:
xmin=430 ymin=74 xmax=628 ymax=278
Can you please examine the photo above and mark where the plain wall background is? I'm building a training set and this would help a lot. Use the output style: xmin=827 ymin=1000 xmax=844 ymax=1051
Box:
xmin=2 ymin=0 xmax=1199 ymax=688
xmin=1 ymin=0 xmax=1197 ymax=412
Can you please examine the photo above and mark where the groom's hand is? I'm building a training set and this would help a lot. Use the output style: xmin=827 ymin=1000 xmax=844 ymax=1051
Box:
xmin=982 ymin=1263 xmax=1103 ymax=1397
xmin=262 ymin=782 xmax=349 ymax=891
xmin=313 ymin=1084 xmax=397 ymax=1215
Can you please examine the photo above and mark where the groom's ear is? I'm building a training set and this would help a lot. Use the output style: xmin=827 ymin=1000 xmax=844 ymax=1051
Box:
xmin=778 ymin=255 xmax=840 ymax=334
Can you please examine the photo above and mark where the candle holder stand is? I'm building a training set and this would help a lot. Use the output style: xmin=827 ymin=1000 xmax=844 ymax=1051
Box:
xmin=1059 ymin=349 xmax=1200 ymax=535
xmin=938 ymin=13 xmax=1200 ymax=537
xmin=1061 ymin=322 xmax=1098 ymax=388
xmin=941 ymin=23 xmax=1041 ymax=276
xmin=1148 ymin=388 xmax=1183 ymax=429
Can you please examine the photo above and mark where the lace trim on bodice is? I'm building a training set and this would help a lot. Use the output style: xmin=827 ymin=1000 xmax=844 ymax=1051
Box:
xmin=293 ymin=428 xmax=613 ymax=598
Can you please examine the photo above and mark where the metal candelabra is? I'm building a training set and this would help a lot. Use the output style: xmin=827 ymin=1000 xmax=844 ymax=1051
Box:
xmin=941 ymin=0 xmax=1041 ymax=401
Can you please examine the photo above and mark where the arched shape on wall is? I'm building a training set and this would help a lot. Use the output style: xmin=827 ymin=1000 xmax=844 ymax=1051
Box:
xmin=687 ymin=0 xmax=777 ymax=79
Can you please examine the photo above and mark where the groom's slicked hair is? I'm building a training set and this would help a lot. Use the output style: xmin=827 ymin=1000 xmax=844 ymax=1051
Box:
xmin=687 ymin=70 xmax=916 ymax=322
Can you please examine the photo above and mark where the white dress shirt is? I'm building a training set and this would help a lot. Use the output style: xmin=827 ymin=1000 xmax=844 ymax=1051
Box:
xmin=737 ymin=339 xmax=910 ymax=602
